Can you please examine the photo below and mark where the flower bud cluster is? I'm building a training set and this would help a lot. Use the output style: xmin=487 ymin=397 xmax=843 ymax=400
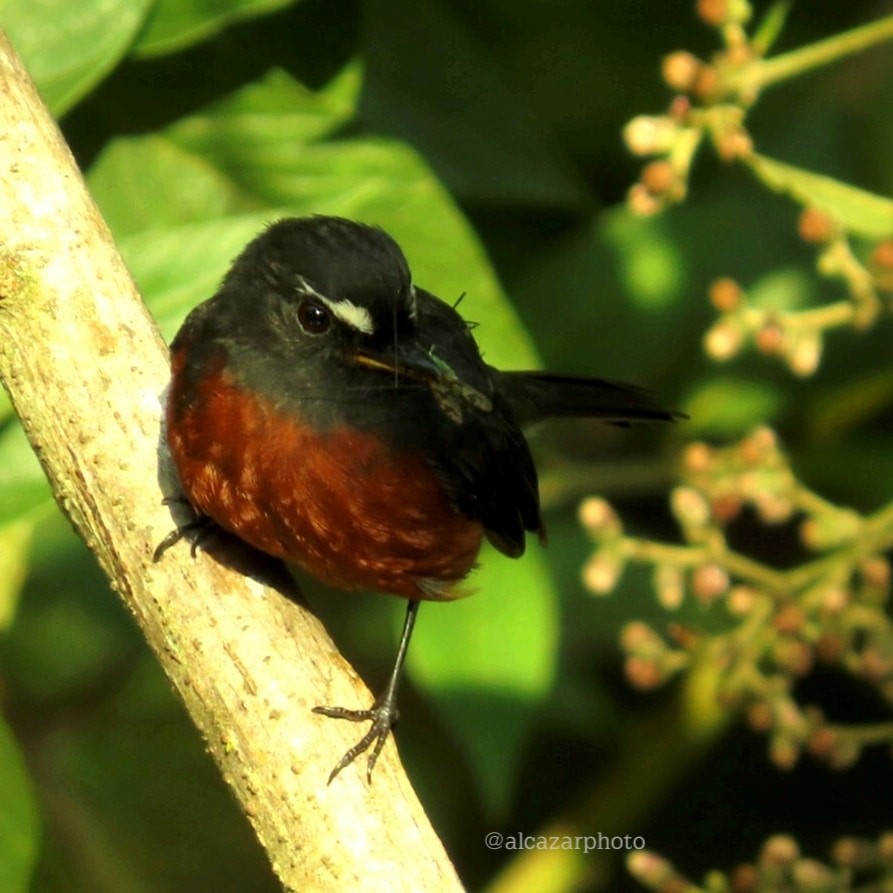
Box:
xmin=628 ymin=831 xmax=893 ymax=893
xmin=623 ymin=109 xmax=700 ymax=217
xmin=578 ymin=498 xmax=626 ymax=595
xmin=679 ymin=428 xmax=795 ymax=525
xmin=580 ymin=427 xmax=893 ymax=768
xmin=704 ymin=216 xmax=893 ymax=377
xmin=703 ymin=276 xmax=825 ymax=377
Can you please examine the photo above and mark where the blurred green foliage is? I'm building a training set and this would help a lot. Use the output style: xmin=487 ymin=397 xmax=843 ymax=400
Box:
xmin=0 ymin=1 xmax=891 ymax=892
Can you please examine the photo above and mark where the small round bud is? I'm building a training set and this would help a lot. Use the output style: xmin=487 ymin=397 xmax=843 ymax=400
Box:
xmin=754 ymin=491 xmax=794 ymax=525
xmin=662 ymin=51 xmax=702 ymax=92
xmin=640 ymin=160 xmax=677 ymax=196
xmin=671 ymin=486 xmax=711 ymax=529
xmin=578 ymin=497 xmax=620 ymax=535
xmin=727 ymin=585 xmax=757 ymax=617
xmin=704 ymin=318 xmax=744 ymax=361
xmin=709 ymin=276 xmax=743 ymax=312
xmin=815 ymin=633 xmax=845 ymax=663
xmin=724 ymin=44 xmax=753 ymax=68
xmin=859 ymin=647 xmax=893 ymax=683
xmin=774 ymin=638 xmax=813 ymax=677
xmin=729 ymin=863 xmax=758 ymax=893
xmin=716 ymin=128 xmax=753 ymax=162
xmin=682 ymin=441 xmax=712 ymax=473
xmin=798 ymin=207 xmax=835 ymax=244
xmin=692 ymin=563 xmax=729 ymax=604
xmin=627 ymin=182 xmax=663 ymax=217
xmin=692 ymin=66 xmax=720 ymax=103
xmin=820 ymin=587 xmax=848 ymax=613
xmin=807 ymin=726 xmax=838 ymax=761
xmin=785 ymin=330 xmax=822 ymax=377
xmin=871 ymin=240 xmax=893 ymax=291
xmin=696 ymin=0 xmax=731 ymax=26
xmin=711 ymin=494 xmax=742 ymax=523
xmin=744 ymin=426 xmax=778 ymax=459
xmin=668 ymin=95 xmax=692 ymax=125
xmin=860 ymin=556 xmax=891 ymax=593
xmin=760 ymin=834 xmax=800 ymax=868
xmin=624 ymin=656 xmax=665 ymax=690
xmin=872 ymin=239 xmax=893 ymax=269
xmin=755 ymin=320 xmax=784 ymax=355
xmin=623 ymin=115 xmax=678 ymax=156
xmin=769 ymin=736 xmax=800 ymax=771
xmin=582 ymin=549 xmax=624 ymax=595
xmin=776 ymin=698 xmax=808 ymax=735
xmin=654 ymin=563 xmax=686 ymax=610
xmin=832 ymin=837 xmax=874 ymax=870
xmin=877 ymin=832 xmax=893 ymax=862
xmin=627 ymin=851 xmax=675 ymax=887
xmin=773 ymin=602 xmax=806 ymax=634
xmin=747 ymin=701 xmax=773 ymax=732
xmin=620 ymin=620 xmax=663 ymax=655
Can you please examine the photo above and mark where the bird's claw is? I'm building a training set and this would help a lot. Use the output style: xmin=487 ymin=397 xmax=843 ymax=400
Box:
xmin=313 ymin=696 xmax=399 ymax=784
xmin=153 ymin=511 xmax=216 ymax=561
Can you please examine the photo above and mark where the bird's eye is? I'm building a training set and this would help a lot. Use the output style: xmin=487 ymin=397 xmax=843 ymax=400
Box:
xmin=297 ymin=300 xmax=331 ymax=335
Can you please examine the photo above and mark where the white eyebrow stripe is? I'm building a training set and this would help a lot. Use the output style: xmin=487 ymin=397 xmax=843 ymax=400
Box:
xmin=319 ymin=296 xmax=375 ymax=334
xmin=295 ymin=277 xmax=375 ymax=335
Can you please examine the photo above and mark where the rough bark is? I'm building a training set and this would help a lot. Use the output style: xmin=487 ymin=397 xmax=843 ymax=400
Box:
xmin=0 ymin=30 xmax=463 ymax=893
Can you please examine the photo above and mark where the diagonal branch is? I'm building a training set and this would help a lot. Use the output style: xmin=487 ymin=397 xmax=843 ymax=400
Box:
xmin=0 ymin=30 xmax=462 ymax=893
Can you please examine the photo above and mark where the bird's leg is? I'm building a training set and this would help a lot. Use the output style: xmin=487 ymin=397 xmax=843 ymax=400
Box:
xmin=314 ymin=599 xmax=420 ymax=784
xmin=153 ymin=497 xmax=217 ymax=561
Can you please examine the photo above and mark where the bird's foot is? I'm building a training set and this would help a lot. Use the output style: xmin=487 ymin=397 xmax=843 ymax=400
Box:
xmin=153 ymin=499 xmax=217 ymax=561
xmin=313 ymin=692 xmax=399 ymax=784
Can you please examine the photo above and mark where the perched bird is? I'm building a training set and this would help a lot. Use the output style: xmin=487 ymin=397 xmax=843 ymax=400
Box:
xmin=156 ymin=215 xmax=679 ymax=782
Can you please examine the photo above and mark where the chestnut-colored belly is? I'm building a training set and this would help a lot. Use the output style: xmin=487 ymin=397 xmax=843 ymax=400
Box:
xmin=166 ymin=365 xmax=484 ymax=600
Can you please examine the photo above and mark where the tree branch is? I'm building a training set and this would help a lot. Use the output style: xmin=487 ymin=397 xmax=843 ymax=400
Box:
xmin=0 ymin=30 xmax=463 ymax=893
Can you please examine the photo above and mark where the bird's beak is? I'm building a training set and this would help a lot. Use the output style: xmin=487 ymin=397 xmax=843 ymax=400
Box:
xmin=351 ymin=340 xmax=493 ymax=418
xmin=350 ymin=338 xmax=452 ymax=386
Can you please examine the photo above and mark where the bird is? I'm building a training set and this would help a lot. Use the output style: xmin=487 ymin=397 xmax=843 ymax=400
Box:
xmin=154 ymin=215 xmax=680 ymax=783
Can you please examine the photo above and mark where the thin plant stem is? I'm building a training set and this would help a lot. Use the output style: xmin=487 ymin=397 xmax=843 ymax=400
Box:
xmin=746 ymin=15 xmax=893 ymax=95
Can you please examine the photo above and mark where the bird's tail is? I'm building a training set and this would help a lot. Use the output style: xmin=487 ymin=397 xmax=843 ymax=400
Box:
xmin=495 ymin=370 xmax=684 ymax=426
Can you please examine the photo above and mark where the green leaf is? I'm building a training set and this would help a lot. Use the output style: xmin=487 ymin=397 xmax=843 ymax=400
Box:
xmin=602 ymin=209 xmax=687 ymax=310
xmin=0 ymin=422 xmax=51 ymax=528
xmin=89 ymin=66 xmax=362 ymax=237
xmin=133 ymin=0 xmax=301 ymax=58
xmin=0 ymin=420 xmax=55 ymax=636
xmin=1 ymin=0 xmax=153 ymax=115
xmin=747 ymin=153 xmax=893 ymax=239
xmin=86 ymin=137 xmax=246 ymax=238
xmin=0 ymin=519 xmax=37 ymax=633
xmin=408 ymin=544 xmax=559 ymax=818
xmin=0 ymin=717 xmax=39 ymax=893
xmin=748 ymin=267 xmax=815 ymax=312
xmin=0 ymin=390 xmax=13 ymax=425
xmin=163 ymin=60 xmax=360 ymax=157
xmin=89 ymin=65 xmax=540 ymax=367
xmin=683 ymin=376 xmax=785 ymax=437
